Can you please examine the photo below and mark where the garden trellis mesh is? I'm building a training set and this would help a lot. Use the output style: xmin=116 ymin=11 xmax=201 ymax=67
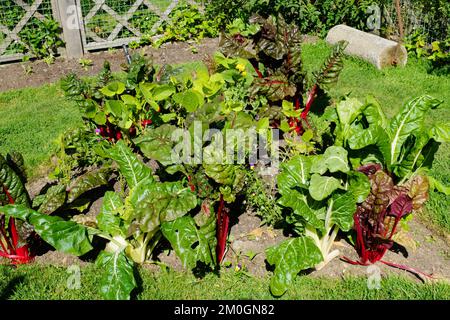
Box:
xmin=80 ymin=0 xmax=181 ymax=50
xmin=381 ymin=0 xmax=449 ymax=43
xmin=0 ymin=0 xmax=58 ymax=62
xmin=0 ymin=0 xmax=203 ymax=62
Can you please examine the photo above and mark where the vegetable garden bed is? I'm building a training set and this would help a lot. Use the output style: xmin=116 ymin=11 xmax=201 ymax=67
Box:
xmin=0 ymin=15 xmax=449 ymax=300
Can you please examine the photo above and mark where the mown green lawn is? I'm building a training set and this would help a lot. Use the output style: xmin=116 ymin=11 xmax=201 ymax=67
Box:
xmin=0 ymin=264 xmax=448 ymax=300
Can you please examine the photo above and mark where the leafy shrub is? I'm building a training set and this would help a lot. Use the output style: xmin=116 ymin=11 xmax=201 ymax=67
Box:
xmin=154 ymin=2 xmax=220 ymax=48
xmin=0 ymin=2 xmax=64 ymax=60
xmin=19 ymin=18 xmax=64 ymax=59
xmin=405 ymin=32 xmax=450 ymax=75
xmin=206 ymin=0 xmax=378 ymax=37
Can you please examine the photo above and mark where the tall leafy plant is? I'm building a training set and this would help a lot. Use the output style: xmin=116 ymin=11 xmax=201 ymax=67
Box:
xmin=0 ymin=141 xmax=202 ymax=299
xmin=220 ymin=14 xmax=347 ymax=134
xmin=266 ymin=146 xmax=370 ymax=296
xmin=328 ymin=95 xmax=449 ymax=271
xmin=1 ymin=151 xmax=111 ymax=264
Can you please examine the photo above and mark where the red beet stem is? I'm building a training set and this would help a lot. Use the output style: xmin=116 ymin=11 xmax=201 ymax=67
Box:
xmin=216 ymin=194 xmax=229 ymax=264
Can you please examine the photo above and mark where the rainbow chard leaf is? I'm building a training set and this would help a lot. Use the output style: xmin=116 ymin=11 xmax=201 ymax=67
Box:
xmin=132 ymin=181 xmax=197 ymax=231
xmin=95 ymin=250 xmax=136 ymax=300
xmin=67 ymin=168 xmax=112 ymax=203
xmin=0 ymin=154 xmax=30 ymax=207
xmin=348 ymin=171 xmax=371 ymax=203
xmin=266 ymin=237 xmax=323 ymax=297
xmin=106 ymin=140 xmax=153 ymax=188
xmin=0 ymin=205 xmax=93 ymax=256
xmin=134 ymin=124 xmax=179 ymax=166
xmin=37 ymin=184 xmax=67 ymax=214
xmin=388 ymin=193 xmax=413 ymax=219
xmin=5 ymin=151 xmax=27 ymax=183
xmin=161 ymin=214 xmax=216 ymax=269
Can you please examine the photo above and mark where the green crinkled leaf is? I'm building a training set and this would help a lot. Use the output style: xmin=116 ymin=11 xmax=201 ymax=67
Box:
xmin=139 ymin=83 xmax=159 ymax=110
xmin=226 ymin=111 xmax=255 ymax=130
xmin=97 ymin=191 xmax=125 ymax=237
xmin=134 ymin=124 xmax=179 ymax=166
xmin=308 ymin=174 xmax=341 ymax=201
xmin=329 ymin=191 xmax=357 ymax=232
xmin=266 ymin=236 xmax=323 ymax=297
xmin=132 ymin=181 xmax=197 ymax=233
xmin=0 ymin=154 xmax=30 ymax=206
xmin=388 ymin=95 xmax=442 ymax=167
xmin=309 ymin=154 xmax=327 ymax=175
xmin=393 ymin=131 xmax=430 ymax=178
xmin=348 ymin=125 xmax=382 ymax=150
xmin=203 ymin=143 xmax=246 ymax=188
xmin=172 ymin=89 xmax=203 ymax=112
xmin=277 ymin=155 xmax=312 ymax=193
xmin=431 ymin=123 xmax=450 ymax=143
xmin=316 ymin=146 xmax=350 ymax=173
xmin=106 ymin=100 xmax=125 ymax=118
xmin=0 ymin=205 xmax=93 ymax=256
xmin=347 ymin=96 xmax=388 ymax=150
xmin=161 ymin=215 xmax=216 ymax=269
xmin=95 ymin=250 xmax=136 ymax=300
xmin=152 ymin=84 xmax=176 ymax=101
xmin=38 ymin=184 xmax=67 ymax=214
xmin=348 ymin=171 xmax=371 ymax=203
xmin=336 ymin=98 xmax=364 ymax=128
xmin=278 ymin=188 xmax=325 ymax=231
xmin=428 ymin=176 xmax=450 ymax=196
xmin=67 ymin=168 xmax=111 ymax=203
xmin=100 ymin=81 xmax=125 ymax=97
xmin=106 ymin=140 xmax=153 ymax=189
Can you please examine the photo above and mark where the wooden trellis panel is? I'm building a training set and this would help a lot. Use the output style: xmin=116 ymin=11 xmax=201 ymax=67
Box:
xmin=0 ymin=0 xmax=54 ymax=62
xmin=80 ymin=0 xmax=202 ymax=51
xmin=0 ymin=0 xmax=204 ymax=62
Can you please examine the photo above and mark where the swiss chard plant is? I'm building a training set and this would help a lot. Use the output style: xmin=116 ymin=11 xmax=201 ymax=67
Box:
xmin=0 ymin=150 xmax=111 ymax=264
xmin=327 ymin=95 xmax=449 ymax=272
xmin=0 ymin=152 xmax=33 ymax=264
xmin=134 ymin=108 xmax=254 ymax=264
xmin=344 ymin=164 xmax=431 ymax=274
xmin=266 ymin=145 xmax=370 ymax=296
xmin=0 ymin=141 xmax=206 ymax=299
xmin=61 ymin=56 xmax=160 ymax=143
xmin=219 ymin=14 xmax=347 ymax=135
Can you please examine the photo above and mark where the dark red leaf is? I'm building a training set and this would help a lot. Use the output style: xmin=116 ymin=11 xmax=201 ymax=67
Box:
xmin=357 ymin=163 xmax=382 ymax=176
xmin=389 ymin=193 xmax=413 ymax=219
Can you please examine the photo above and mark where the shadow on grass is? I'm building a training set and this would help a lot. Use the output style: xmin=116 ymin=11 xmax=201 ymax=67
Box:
xmin=0 ymin=274 xmax=25 ymax=300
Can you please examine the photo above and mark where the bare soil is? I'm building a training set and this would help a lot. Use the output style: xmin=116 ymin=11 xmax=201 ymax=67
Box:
xmin=0 ymin=38 xmax=220 ymax=92
xmin=0 ymin=35 xmax=320 ymax=92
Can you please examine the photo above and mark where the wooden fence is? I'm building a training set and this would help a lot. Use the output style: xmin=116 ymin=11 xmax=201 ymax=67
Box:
xmin=0 ymin=0 xmax=202 ymax=63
